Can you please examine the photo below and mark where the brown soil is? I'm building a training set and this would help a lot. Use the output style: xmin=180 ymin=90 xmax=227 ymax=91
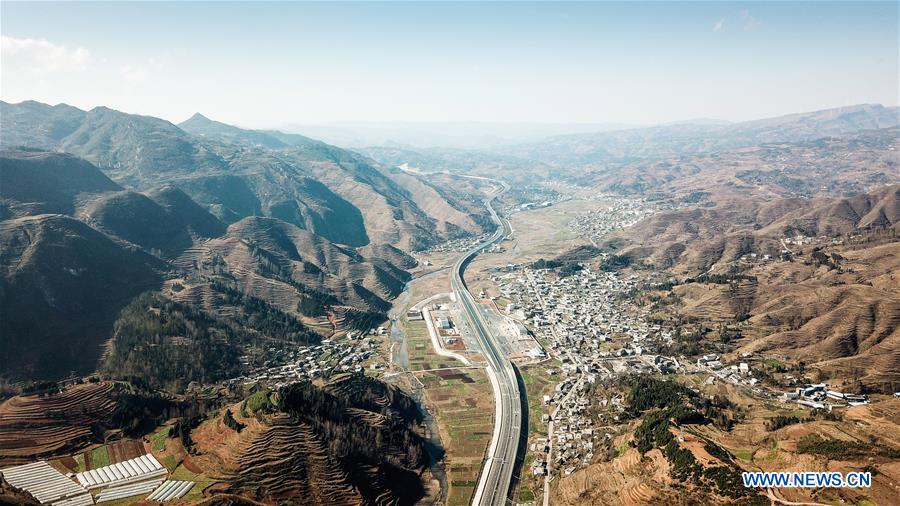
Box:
xmin=0 ymin=382 xmax=118 ymax=465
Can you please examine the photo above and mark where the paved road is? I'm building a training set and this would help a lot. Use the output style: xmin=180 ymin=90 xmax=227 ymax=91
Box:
xmin=448 ymin=180 xmax=523 ymax=506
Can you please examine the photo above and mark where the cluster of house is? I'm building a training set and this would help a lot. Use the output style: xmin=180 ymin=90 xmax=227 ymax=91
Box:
xmin=228 ymin=336 xmax=380 ymax=388
xmin=782 ymin=383 xmax=870 ymax=410
xmin=420 ymin=233 xmax=491 ymax=254
xmin=695 ymin=354 xmax=873 ymax=410
xmin=569 ymin=196 xmax=676 ymax=245
xmin=492 ymin=264 xmax=684 ymax=477
xmin=498 ymin=267 xmax=675 ymax=371
xmin=530 ymin=379 xmax=598 ymax=478
xmin=696 ymin=354 xmax=764 ymax=392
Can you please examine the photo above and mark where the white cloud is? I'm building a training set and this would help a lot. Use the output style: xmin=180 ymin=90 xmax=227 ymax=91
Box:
xmin=739 ymin=9 xmax=760 ymax=31
xmin=120 ymin=63 xmax=150 ymax=84
xmin=712 ymin=17 xmax=726 ymax=32
xmin=119 ymin=58 xmax=164 ymax=85
xmin=1 ymin=36 xmax=89 ymax=76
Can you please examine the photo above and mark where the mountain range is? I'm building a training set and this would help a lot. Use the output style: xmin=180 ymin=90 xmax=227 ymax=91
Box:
xmin=0 ymin=100 xmax=494 ymax=381
xmin=1 ymin=100 xmax=490 ymax=250
xmin=599 ymin=184 xmax=900 ymax=391
xmin=494 ymin=103 xmax=900 ymax=168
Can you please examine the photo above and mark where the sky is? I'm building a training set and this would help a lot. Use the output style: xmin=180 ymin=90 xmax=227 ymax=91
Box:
xmin=2 ymin=1 xmax=898 ymax=129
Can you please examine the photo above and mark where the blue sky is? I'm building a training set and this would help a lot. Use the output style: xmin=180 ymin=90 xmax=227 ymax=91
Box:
xmin=2 ymin=1 xmax=897 ymax=127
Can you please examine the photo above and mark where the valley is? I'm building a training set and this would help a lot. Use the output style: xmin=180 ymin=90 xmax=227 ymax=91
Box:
xmin=1 ymin=101 xmax=899 ymax=506
xmin=3 ymin=1 xmax=900 ymax=504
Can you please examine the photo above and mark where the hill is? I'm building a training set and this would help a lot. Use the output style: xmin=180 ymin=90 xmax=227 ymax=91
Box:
xmin=499 ymin=104 xmax=900 ymax=168
xmin=179 ymin=113 xmax=328 ymax=151
xmin=599 ymin=185 xmax=900 ymax=391
xmin=145 ymin=184 xmax=229 ymax=238
xmin=0 ymin=149 xmax=411 ymax=382
xmin=190 ymin=375 xmax=430 ymax=505
xmin=553 ymin=376 xmax=900 ymax=505
xmin=0 ymin=381 xmax=186 ymax=466
xmin=176 ymin=216 xmax=410 ymax=315
xmin=605 ymin=184 xmax=899 ymax=274
xmin=2 ymin=100 xmax=488 ymax=251
xmin=79 ymin=190 xmax=203 ymax=258
xmin=179 ymin=113 xmax=292 ymax=149
xmin=0 ymin=100 xmax=86 ymax=149
xmin=0 ymin=214 xmax=164 ymax=379
xmin=0 ymin=149 xmax=122 ymax=216
xmin=102 ymin=290 xmax=320 ymax=392
xmin=1 ymin=150 xmax=227 ymax=258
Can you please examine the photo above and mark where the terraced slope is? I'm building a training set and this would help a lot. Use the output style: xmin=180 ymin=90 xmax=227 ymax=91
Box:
xmin=608 ymin=185 xmax=900 ymax=274
xmin=603 ymin=186 xmax=900 ymax=391
xmin=0 ymin=382 xmax=179 ymax=466
xmin=192 ymin=375 xmax=430 ymax=505
xmin=0 ymin=383 xmax=118 ymax=464
xmin=182 ymin=217 xmax=411 ymax=313
xmin=736 ymin=250 xmax=900 ymax=391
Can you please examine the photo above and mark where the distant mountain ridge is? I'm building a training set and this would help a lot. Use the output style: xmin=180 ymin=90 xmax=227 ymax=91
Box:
xmin=179 ymin=112 xmax=323 ymax=150
xmin=0 ymin=100 xmax=488 ymax=250
xmin=493 ymin=103 xmax=900 ymax=167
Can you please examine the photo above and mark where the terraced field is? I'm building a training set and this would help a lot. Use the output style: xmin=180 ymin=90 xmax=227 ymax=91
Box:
xmin=400 ymin=317 xmax=494 ymax=506
xmin=189 ymin=375 xmax=429 ymax=505
xmin=0 ymin=383 xmax=119 ymax=465
xmin=229 ymin=415 xmax=363 ymax=503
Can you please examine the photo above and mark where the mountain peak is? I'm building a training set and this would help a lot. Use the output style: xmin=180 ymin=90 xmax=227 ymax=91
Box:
xmin=185 ymin=112 xmax=212 ymax=123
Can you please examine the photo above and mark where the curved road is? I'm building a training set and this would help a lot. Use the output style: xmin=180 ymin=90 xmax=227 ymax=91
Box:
xmin=448 ymin=179 xmax=523 ymax=506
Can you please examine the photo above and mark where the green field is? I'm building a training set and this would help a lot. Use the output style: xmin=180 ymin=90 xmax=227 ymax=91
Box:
xmin=170 ymin=464 xmax=217 ymax=500
xmin=151 ymin=425 xmax=172 ymax=452
xmin=730 ymin=448 xmax=754 ymax=462
xmin=73 ymin=453 xmax=86 ymax=473
xmin=403 ymin=317 xmax=493 ymax=506
xmin=520 ymin=361 xmax=561 ymax=437
xmin=90 ymin=445 xmax=110 ymax=468
xmin=519 ymin=487 xmax=536 ymax=502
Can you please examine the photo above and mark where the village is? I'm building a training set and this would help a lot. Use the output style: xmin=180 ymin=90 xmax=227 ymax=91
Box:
xmin=491 ymin=263 xmax=679 ymax=479
xmin=224 ymin=330 xmax=386 ymax=390
xmin=568 ymin=195 xmax=679 ymax=246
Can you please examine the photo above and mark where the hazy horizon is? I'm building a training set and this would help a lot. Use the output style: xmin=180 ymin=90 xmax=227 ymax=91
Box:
xmin=2 ymin=1 xmax=898 ymax=130
xmin=5 ymin=97 xmax=895 ymax=149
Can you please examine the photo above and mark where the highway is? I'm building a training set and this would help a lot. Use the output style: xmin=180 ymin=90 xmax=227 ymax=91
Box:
xmin=449 ymin=179 xmax=523 ymax=506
